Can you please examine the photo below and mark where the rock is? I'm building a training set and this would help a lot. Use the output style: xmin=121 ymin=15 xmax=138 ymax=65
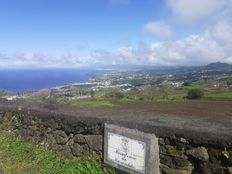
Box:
xmin=160 ymin=154 xmax=173 ymax=167
xmin=52 ymin=144 xmax=63 ymax=151
xmin=175 ymin=158 xmax=193 ymax=170
xmin=89 ymin=125 xmax=103 ymax=135
xmin=85 ymin=135 xmax=102 ymax=151
xmin=227 ymin=167 xmax=232 ymax=174
xmin=179 ymin=137 xmax=188 ymax=144
xmin=82 ymin=144 xmax=92 ymax=156
xmin=186 ymin=147 xmax=209 ymax=161
xmin=52 ymin=144 xmax=73 ymax=158
xmin=28 ymin=125 xmax=37 ymax=131
xmin=60 ymin=148 xmax=74 ymax=159
xmin=160 ymin=154 xmax=193 ymax=172
xmin=163 ymin=145 xmax=177 ymax=155
xmin=198 ymin=162 xmax=213 ymax=174
xmin=73 ymin=134 xmax=86 ymax=144
xmin=208 ymin=148 xmax=221 ymax=165
xmin=54 ymin=130 xmax=67 ymax=138
xmin=228 ymin=157 xmax=232 ymax=166
xmin=46 ymin=127 xmax=52 ymax=133
xmin=160 ymin=164 xmax=192 ymax=174
xmin=199 ymin=162 xmax=227 ymax=174
xmin=3 ymin=112 xmax=12 ymax=122
xmin=45 ymin=133 xmax=56 ymax=145
xmin=53 ymin=130 xmax=68 ymax=145
xmin=164 ymin=138 xmax=170 ymax=145
xmin=159 ymin=138 xmax=165 ymax=145
xmin=71 ymin=143 xmax=83 ymax=156
xmin=67 ymin=138 xmax=74 ymax=147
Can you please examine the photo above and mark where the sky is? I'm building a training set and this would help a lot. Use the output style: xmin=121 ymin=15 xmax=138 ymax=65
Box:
xmin=0 ymin=0 xmax=232 ymax=68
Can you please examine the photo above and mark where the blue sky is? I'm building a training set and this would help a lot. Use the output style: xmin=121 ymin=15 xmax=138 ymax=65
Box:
xmin=0 ymin=0 xmax=232 ymax=68
xmin=0 ymin=0 xmax=164 ymax=52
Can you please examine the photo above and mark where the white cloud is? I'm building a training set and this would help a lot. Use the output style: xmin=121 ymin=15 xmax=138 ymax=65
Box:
xmin=147 ymin=35 xmax=225 ymax=66
xmin=166 ymin=0 xmax=229 ymax=23
xmin=117 ymin=20 xmax=232 ymax=66
xmin=143 ymin=20 xmax=232 ymax=66
xmin=117 ymin=47 xmax=133 ymax=58
xmin=1 ymin=21 xmax=232 ymax=68
xmin=206 ymin=20 xmax=232 ymax=47
xmin=144 ymin=21 xmax=172 ymax=39
xmin=0 ymin=52 xmax=91 ymax=69
xmin=117 ymin=47 xmax=140 ymax=64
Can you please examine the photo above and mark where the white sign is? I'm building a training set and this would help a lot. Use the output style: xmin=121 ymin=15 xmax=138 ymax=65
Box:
xmin=107 ymin=132 xmax=146 ymax=173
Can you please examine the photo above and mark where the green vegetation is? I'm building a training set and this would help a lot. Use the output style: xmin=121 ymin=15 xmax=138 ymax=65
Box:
xmin=64 ymin=85 xmax=232 ymax=109
xmin=182 ymin=82 xmax=191 ymax=86
xmin=71 ymin=100 xmax=116 ymax=108
xmin=0 ymin=132 xmax=114 ymax=174
xmin=180 ymin=82 xmax=205 ymax=90
xmin=43 ymin=80 xmax=232 ymax=109
xmin=187 ymin=89 xmax=204 ymax=99
xmin=218 ymin=77 xmax=232 ymax=86
xmin=94 ymin=88 xmax=113 ymax=97
xmin=119 ymin=87 xmax=187 ymax=102
xmin=204 ymin=91 xmax=232 ymax=101
xmin=104 ymin=90 xmax=124 ymax=100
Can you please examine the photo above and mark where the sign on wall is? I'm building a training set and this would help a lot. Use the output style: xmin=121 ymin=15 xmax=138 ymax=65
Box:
xmin=104 ymin=124 xmax=160 ymax=174
xmin=107 ymin=132 xmax=146 ymax=173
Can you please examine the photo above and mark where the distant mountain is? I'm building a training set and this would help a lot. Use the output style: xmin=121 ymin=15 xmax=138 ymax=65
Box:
xmin=93 ymin=64 xmax=155 ymax=71
xmin=205 ymin=62 xmax=232 ymax=69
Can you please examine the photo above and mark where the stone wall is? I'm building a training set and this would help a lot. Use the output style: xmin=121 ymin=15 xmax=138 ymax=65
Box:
xmin=0 ymin=108 xmax=231 ymax=174
xmin=159 ymin=136 xmax=232 ymax=174
xmin=0 ymin=110 xmax=104 ymax=160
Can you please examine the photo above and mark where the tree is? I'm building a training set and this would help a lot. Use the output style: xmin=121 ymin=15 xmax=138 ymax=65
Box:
xmin=90 ymin=90 xmax=95 ymax=100
xmin=183 ymin=82 xmax=191 ymax=86
xmin=187 ymin=88 xmax=204 ymax=99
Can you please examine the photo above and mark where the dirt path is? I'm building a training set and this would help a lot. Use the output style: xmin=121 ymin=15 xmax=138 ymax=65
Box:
xmin=118 ymin=101 xmax=232 ymax=118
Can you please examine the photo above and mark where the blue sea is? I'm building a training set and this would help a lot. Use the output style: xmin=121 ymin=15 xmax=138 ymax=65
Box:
xmin=0 ymin=69 xmax=97 ymax=92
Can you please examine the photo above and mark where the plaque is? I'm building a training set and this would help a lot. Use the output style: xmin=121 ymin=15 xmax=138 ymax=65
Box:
xmin=104 ymin=124 xmax=160 ymax=174
xmin=107 ymin=132 xmax=146 ymax=173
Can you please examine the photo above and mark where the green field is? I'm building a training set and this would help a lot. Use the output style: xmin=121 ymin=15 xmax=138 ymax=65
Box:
xmin=0 ymin=132 xmax=114 ymax=174
xmin=204 ymin=91 xmax=232 ymax=101
xmin=68 ymin=89 xmax=232 ymax=109
xmin=50 ymin=82 xmax=232 ymax=109
xmin=71 ymin=100 xmax=117 ymax=108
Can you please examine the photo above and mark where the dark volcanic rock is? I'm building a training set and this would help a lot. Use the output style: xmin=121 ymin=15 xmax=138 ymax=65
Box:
xmin=186 ymin=147 xmax=209 ymax=162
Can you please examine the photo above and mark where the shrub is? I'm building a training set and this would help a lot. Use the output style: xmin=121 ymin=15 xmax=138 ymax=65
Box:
xmin=227 ymin=81 xmax=232 ymax=86
xmin=187 ymin=88 xmax=204 ymax=99
xmin=183 ymin=82 xmax=191 ymax=86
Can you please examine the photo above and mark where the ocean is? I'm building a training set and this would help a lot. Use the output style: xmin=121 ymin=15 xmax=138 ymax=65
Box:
xmin=0 ymin=69 xmax=96 ymax=92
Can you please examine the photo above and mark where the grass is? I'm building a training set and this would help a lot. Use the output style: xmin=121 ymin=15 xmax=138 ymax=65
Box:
xmin=204 ymin=90 xmax=232 ymax=101
xmin=180 ymin=82 xmax=209 ymax=90
xmin=94 ymin=89 xmax=113 ymax=97
xmin=71 ymin=100 xmax=117 ymax=108
xmin=121 ymin=87 xmax=187 ymax=102
xmin=0 ymin=132 xmax=114 ymax=174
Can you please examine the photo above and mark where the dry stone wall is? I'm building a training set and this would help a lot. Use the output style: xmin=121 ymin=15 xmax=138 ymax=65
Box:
xmin=0 ymin=110 xmax=103 ymax=160
xmin=0 ymin=108 xmax=231 ymax=174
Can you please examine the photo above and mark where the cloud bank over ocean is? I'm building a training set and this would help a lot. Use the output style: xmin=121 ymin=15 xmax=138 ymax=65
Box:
xmin=0 ymin=0 xmax=232 ymax=68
